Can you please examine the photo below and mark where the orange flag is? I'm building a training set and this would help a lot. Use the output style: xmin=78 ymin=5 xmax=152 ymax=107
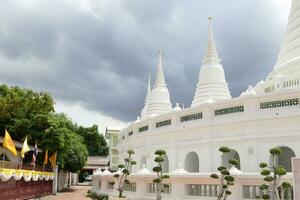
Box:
xmin=49 ymin=151 xmax=57 ymax=167
xmin=3 ymin=129 xmax=17 ymax=156
xmin=43 ymin=149 xmax=48 ymax=165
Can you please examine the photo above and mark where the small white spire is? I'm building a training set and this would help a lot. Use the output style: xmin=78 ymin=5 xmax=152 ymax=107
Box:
xmin=191 ymin=17 xmax=231 ymax=106
xmin=145 ymin=50 xmax=172 ymax=116
xmin=202 ymin=17 xmax=221 ymax=66
xmin=145 ymin=74 xmax=151 ymax=104
xmin=141 ymin=75 xmax=151 ymax=119
xmin=154 ymin=49 xmax=167 ymax=88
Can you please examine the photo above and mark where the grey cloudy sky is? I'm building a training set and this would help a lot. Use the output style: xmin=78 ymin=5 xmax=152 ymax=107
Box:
xmin=0 ymin=0 xmax=292 ymax=128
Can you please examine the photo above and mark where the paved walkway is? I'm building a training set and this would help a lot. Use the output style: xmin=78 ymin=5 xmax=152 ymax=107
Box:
xmin=40 ymin=186 xmax=91 ymax=200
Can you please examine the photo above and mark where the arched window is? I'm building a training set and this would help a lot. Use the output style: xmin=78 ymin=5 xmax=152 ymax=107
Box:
xmin=162 ymin=155 xmax=169 ymax=173
xmin=140 ymin=156 xmax=147 ymax=169
xmin=272 ymin=146 xmax=295 ymax=172
xmin=221 ymin=149 xmax=241 ymax=170
xmin=184 ymin=152 xmax=199 ymax=172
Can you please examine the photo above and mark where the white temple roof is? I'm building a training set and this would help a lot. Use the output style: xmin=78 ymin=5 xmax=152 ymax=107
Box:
xmin=171 ymin=163 xmax=188 ymax=175
xmin=102 ymin=167 xmax=113 ymax=176
xmin=134 ymin=165 xmax=152 ymax=175
xmin=173 ymin=103 xmax=182 ymax=111
xmin=229 ymin=166 xmax=243 ymax=176
xmin=240 ymin=85 xmax=256 ymax=96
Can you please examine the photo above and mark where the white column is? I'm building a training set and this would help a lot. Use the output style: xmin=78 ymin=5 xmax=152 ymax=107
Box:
xmin=52 ymin=165 xmax=58 ymax=194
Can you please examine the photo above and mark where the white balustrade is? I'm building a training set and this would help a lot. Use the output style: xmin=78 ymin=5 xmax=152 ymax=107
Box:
xmin=92 ymin=173 xmax=294 ymax=200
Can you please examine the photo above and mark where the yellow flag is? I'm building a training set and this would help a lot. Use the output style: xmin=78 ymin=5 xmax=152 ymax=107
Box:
xmin=21 ymin=137 xmax=30 ymax=158
xmin=3 ymin=129 xmax=17 ymax=156
xmin=49 ymin=151 xmax=57 ymax=167
xmin=43 ymin=149 xmax=48 ymax=165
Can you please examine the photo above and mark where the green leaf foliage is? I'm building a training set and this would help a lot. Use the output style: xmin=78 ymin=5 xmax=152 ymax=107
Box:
xmin=118 ymin=164 xmax=125 ymax=169
xmin=269 ymin=147 xmax=282 ymax=155
xmin=153 ymin=178 xmax=161 ymax=183
xmin=219 ymin=146 xmax=231 ymax=153
xmin=225 ymin=190 xmax=232 ymax=195
xmin=122 ymin=169 xmax=129 ymax=175
xmin=229 ymin=159 xmax=239 ymax=166
xmin=210 ymin=174 xmax=218 ymax=179
xmin=162 ymin=174 xmax=170 ymax=179
xmin=108 ymin=181 xmax=115 ymax=185
xmin=260 ymin=184 xmax=269 ymax=190
xmin=221 ymin=169 xmax=230 ymax=176
xmin=224 ymin=175 xmax=234 ymax=182
xmin=262 ymin=194 xmax=270 ymax=200
xmin=0 ymin=84 xmax=102 ymax=172
xmin=275 ymin=166 xmax=287 ymax=176
xmin=131 ymin=161 xmax=137 ymax=165
xmin=155 ymin=149 xmax=166 ymax=156
xmin=259 ymin=162 xmax=268 ymax=168
xmin=282 ymin=182 xmax=292 ymax=188
xmin=77 ymin=125 xmax=108 ymax=156
xmin=260 ymin=169 xmax=271 ymax=176
xmin=127 ymin=149 xmax=135 ymax=155
xmin=217 ymin=166 xmax=226 ymax=172
xmin=153 ymin=166 xmax=162 ymax=172
xmin=113 ymin=174 xmax=120 ymax=178
xmin=264 ymin=176 xmax=274 ymax=182
xmin=154 ymin=156 xmax=165 ymax=163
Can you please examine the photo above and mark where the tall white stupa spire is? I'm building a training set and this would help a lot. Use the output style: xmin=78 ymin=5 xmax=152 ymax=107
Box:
xmin=141 ymin=75 xmax=151 ymax=119
xmin=146 ymin=50 xmax=172 ymax=116
xmin=202 ymin=17 xmax=221 ymax=66
xmin=155 ymin=50 xmax=167 ymax=87
xmin=266 ymin=0 xmax=300 ymax=83
xmin=191 ymin=17 xmax=231 ymax=107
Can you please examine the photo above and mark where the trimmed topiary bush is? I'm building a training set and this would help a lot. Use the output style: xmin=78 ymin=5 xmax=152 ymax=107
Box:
xmin=210 ymin=146 xmax=238 ymax=200
xmin=152 ymin=149 xmax=170 ymax=200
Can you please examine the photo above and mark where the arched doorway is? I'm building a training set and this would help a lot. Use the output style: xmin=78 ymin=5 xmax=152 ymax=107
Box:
xmin=184 ymin=152 xmax=199 ymax=172
xmin=273 ymin=146 xmax=295 ymax=172
xmin=162 ymin=155 xmax=169 ymax=173
xmin=221 ymin=149 xmax=241 ymax=170
xmin=140 ymin=156 xmax=147 ymax=169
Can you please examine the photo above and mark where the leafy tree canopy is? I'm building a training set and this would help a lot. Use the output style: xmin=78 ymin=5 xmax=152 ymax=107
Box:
xmin=77 ymin=125 xmax=108 ymax=156
xmin=0 ymin=84 xmax=107 ymax=172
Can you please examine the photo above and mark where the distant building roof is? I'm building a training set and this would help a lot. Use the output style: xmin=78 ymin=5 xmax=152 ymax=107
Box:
xmin=105 ymin=127 xmax=120 ymax=139
xmin=0 ymin=136 xmax=42 ymax=152
xmin=83 ymin=156 xmax=109 ymax=170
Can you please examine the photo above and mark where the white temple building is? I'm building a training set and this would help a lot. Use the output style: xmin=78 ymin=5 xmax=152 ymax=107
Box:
xmin=93 ymin=1 xmax=300 ymax=199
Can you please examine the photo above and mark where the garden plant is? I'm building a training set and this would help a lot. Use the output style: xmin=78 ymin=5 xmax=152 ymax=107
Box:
xmin=152 ymin=149 xmax=170 ymax=200
xmin=210 ymin=146 xmax=239 ymax=200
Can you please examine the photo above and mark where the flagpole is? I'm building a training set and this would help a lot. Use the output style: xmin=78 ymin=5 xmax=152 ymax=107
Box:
xmin=20 ymin=158 xmax=23 ymax=169
xmin=2 ymin=152 xmax=5 ymax=168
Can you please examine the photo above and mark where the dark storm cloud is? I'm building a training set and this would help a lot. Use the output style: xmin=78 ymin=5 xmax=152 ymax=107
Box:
xmin=0 ymin=0 xmax=290 ymax=121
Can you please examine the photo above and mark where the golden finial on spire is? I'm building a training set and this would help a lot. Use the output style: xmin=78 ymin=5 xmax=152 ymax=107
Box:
xmin=208 ymin=16 xmax=213 ymax=21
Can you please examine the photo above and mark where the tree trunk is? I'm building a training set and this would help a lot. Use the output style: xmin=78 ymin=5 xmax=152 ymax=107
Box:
xmin=118 ymin=189 xmax=123 ymax=198
xmin=156 ymin=183 xmax=162 ymax=200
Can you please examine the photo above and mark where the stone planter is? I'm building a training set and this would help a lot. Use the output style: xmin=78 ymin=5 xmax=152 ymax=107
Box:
xmin=109 ymin=196 xmax=130 ymax=200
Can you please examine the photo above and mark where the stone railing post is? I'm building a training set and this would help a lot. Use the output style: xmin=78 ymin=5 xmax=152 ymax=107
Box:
xmin=52 ymin=165 xmax=58 ymax=194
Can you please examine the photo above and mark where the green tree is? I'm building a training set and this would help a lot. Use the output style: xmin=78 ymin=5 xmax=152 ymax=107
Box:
xmin=0 ymin=84 xmax=54 ymax=142
xmin=210 ymin=146 xmax=238 ymax=200
xmin=0 ymin=84 xmax=88 ymax=172
xmin=42 ymin=113 xmax=88 ymax=171
xmin=152 ymin=149 xmax=170 ymax=200
xmin=77 ymin=125 xmax=108 ymax=156
xmin=113 ymin=150 xmax=136 ymax=198
xmin=259 ymin=147 xmax=292 ymax=200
